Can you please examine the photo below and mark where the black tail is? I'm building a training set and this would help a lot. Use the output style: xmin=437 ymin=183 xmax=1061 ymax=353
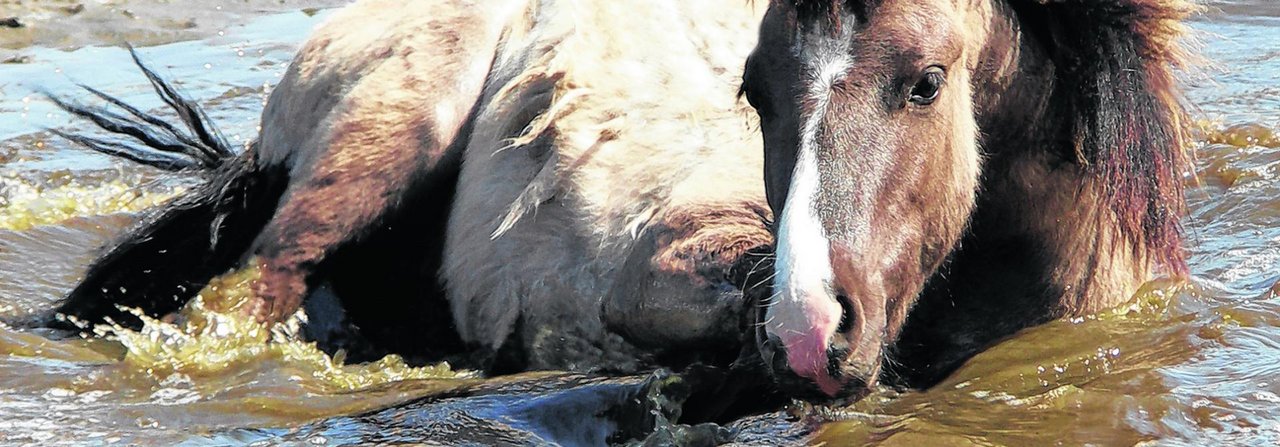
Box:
xmin=45 ymin=47 xmax=286 ymax=330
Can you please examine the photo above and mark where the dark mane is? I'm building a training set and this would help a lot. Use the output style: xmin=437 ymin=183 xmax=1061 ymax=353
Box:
xmin=1030 ymin=0 xmax=1196 ymax=273
xmin=788 ymin=0 xmax=846 ymax=28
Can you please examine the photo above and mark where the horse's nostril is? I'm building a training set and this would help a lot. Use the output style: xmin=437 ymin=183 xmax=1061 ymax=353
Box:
xmin=835 ymin=293 xmax=855 ymax=334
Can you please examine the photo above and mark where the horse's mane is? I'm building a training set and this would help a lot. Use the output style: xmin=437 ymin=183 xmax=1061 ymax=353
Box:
xmin=789 ymin=0 xmax=852 ymax=27
xmin=784 ymin=0 xmax=1197 ymax=273
xmin=1033 ymin=0 xmax=1197 ymax=274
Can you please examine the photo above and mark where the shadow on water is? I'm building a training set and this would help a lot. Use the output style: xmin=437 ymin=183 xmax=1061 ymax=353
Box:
xmin=1 ymin=0 xmax=1280 ymax=445
xmin=218 ymin=372 xmax=756 ymax=446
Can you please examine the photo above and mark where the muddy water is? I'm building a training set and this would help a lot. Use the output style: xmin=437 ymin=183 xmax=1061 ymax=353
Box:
xmin=0 ymin=1 xmax=1277 ymax=446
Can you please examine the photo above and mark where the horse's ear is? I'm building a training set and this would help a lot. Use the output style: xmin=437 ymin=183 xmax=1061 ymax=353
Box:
xmin=1031 ymin=0 xmax=1197 ymax=272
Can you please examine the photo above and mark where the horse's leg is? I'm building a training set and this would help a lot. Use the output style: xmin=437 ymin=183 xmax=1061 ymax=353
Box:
xmin=245 ymin=0 xmax=522 ymax=322
xmin=602 ymin=201 xmax=773 ymax=352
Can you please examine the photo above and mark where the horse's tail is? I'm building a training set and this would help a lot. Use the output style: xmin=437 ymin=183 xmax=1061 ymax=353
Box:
xmin=44 ymin=48 xmax=286 ymax=330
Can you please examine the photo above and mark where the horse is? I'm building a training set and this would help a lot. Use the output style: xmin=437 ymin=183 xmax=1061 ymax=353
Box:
xmin=743 ymin=0 xmax=1194 ymax=399
xmin=49 ymin=0 xmax=776 ymax=377
xmin=44 ymin=0 xmax=1195 ymax=405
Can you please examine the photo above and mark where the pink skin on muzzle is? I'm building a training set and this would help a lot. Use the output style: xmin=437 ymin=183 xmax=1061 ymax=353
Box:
xmin=776 ymin=291 xmax=846 ymax=396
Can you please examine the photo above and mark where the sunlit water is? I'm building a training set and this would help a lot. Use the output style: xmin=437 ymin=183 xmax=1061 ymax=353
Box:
xmin=0 ymin=1 xmax=1277 ymax=445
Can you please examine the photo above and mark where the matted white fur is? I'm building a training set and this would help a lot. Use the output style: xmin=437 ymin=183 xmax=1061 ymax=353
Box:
xmin=442 ymin=0 xmax=770 ymax=369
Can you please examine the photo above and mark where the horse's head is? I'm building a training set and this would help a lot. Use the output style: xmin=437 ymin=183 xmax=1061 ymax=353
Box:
xmin=742 ymin=0 xmax=986 ymax=400
xmin=741 ymin=0 xmax=1191 ymax=400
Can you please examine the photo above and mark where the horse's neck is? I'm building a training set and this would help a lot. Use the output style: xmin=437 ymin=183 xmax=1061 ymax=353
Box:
xmin=967 ymin=2 xmax=1155 ymax=316
xmin=890 ymin=145 xmax=1153 ymax=387
xmin=976 ymin=151 xmax=1153 ymax=315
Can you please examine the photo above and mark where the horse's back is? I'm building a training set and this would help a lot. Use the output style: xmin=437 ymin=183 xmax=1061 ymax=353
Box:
xmin=444 ymin=0 xmax=770 ymax=369
xmin=256 ymin=0 xmax=527 ymax=172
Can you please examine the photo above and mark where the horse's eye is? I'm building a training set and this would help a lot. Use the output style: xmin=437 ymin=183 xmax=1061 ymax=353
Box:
xmin=908 ymin=67 xmax=946 ymax=106
xmin=740 ymin=82 xmax=773 ymax=118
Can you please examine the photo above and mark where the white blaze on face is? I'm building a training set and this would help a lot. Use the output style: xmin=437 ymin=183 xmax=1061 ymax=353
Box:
xmin=766 ymin=25 xmax=852 ymax=396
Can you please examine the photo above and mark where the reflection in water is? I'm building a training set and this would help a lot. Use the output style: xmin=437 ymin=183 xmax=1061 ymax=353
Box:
xmin=0 ymin=1 xmax=1278 ymax=445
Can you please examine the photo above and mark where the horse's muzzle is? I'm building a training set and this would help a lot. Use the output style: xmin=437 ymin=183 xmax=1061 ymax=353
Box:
xmin=737 ymin=245 xmax=876 ymax=402
xmin=757 ymin=333 xmax=874 ymax=402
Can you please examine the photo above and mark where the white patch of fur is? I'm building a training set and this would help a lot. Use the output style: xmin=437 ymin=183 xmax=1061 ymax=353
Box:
xmin=768 ymin=144 xmax=837 ymax=340
xmin=766 ymin=27 xmax=852 ymax=343
xmin=434 ymin=102 xmax=457 ymax=132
